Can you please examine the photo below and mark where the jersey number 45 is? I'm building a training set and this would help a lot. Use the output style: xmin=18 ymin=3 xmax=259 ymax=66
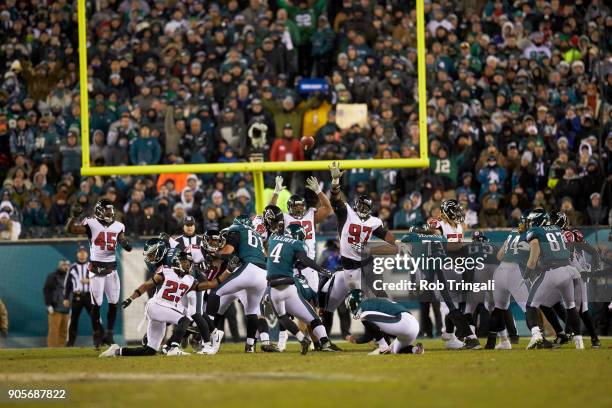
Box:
xmin=94 ymin=232 xmax=117 ymax=251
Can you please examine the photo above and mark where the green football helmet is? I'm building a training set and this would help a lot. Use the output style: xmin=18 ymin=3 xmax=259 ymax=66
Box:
xmin=525 ymin=208 xmax=550 ymax=228
xmin=285 ymin=223 xmax=306 ymax=241
xmin=345 ymin=290 xmax=363 ymax=320
xmin=143 ymin=238 xmax=168 ymax=265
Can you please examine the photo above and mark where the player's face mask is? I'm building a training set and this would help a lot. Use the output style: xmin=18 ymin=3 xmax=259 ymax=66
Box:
xmin=354 ymin=200 xmax=371 ymax=221
xmin=99 ymin=206 xmax=114 ymax=224
xmin=289 ymin=201 xmax=306 ymax=219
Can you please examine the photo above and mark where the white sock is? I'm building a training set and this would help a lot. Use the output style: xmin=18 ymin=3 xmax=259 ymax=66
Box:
xmin=259 ymin=331 xmax=270 ymax=344
xmin=531 ymin=326 xmax=541 ymax=336
xmin=295 ymin=332 xmax=305 ymax=342
xmin=468 ymin=334 xmax=477 ymax=340
xmin=246 ymin=338 xmax=255 ymax=346
xmin=377 ymin=338 xmax=389 ymax=349
xmin=312 ymin=325 xmax=327 ymax=340
xmin=500 ymin=329 xmax=508 ymax=337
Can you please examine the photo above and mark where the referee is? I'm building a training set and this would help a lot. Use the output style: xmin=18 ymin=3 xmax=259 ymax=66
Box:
xmin=63 ymin=246 xmax=97 ymax=347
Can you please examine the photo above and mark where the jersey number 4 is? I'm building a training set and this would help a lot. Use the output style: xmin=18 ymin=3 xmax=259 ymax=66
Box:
xmin=347 ymin=224 xmax=372 ymax=244
xmin=161 ymin=280 xmax=190 ymax=303
xmin=94 ymin=232 xmax=117 ymax=251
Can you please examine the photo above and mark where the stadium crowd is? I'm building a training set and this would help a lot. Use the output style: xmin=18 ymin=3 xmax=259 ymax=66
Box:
xmin=0 ymin=0 xmax=611 ymax=239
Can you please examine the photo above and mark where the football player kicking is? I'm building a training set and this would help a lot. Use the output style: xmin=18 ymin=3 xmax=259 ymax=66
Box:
xmin=428 ymin=199 xmax=480 ymax=349
xmin=345 ymin=292 xmax=424 ymax=355
xmin=320 ymin=162 xmax=398 ymax=339
xmin=66 ymin=199 xmax=132 ymax=348
xmin=265 ymin=217 xmax=336 ymax=354
xmin=399 ymin=226 xmax=480 ymax=349
xmin=100 ymin=250 xmax=217 ymax=357
xmin=523 ymin=209 xmax=584 ymax=350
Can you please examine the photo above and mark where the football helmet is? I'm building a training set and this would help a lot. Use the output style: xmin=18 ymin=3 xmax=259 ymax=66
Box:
xmin=172 ymin=250 xmax=193 ymax=277
xmin=263 ymin=205 xmax=284 ymax=234
xmin=441 ymin=199 xmax=465 ymax=223
xmin=202 ymin=229 xmax=226 ymax=252
xmin=353 ymin=195 xmax=372 ymax=221
xmin=287 ymin=195 xmax=307 ymax=219
xmin=345 ymin=290 xmax=363 ymax=320
xmin=471 ymin=231 xmax=489 ymax=242
xmin=526 ymin=208 xmax=550 ymax=228
xmin=94 ymin=199 xmax=115 ymax=224
xmin=550 ymin=211 xmax=568 ymax=229
xmin=143 ymin=238 xmax=168 ymax=265
xmin=285 ymin=223 xmax=306 ymax=241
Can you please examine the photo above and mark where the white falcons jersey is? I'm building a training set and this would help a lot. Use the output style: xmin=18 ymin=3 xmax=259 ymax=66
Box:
xmin=82 ymin=217 xmax=125 ymax=262
xmin=284 ymin=208 xmax=317 ymax=259
xmin=432 ymin=219 xmax=463 ymax=242
xmin=340 ymin=204 xmax=383 ymax=261
xmin=251 ymin=215 xmax=268 ymax=242
xmin=153 ymin=267 xmax=195 ymax=312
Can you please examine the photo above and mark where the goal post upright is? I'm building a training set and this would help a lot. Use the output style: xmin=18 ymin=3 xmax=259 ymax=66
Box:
xmin=78 ymin=0 xmax=428 ymax=213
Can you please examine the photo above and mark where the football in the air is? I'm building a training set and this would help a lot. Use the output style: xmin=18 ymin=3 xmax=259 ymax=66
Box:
xmin=301 ymin=136 xmax=315 ymax=150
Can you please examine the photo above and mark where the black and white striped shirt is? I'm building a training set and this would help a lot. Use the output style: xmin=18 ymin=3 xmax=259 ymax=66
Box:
xmin=169 ymin=235 xmax=202 ymax=252
xmin=64 ymin=262 xmax=91 ymax=298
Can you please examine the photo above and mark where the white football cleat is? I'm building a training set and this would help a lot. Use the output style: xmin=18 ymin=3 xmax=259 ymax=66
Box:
xmin=368 ymin=346 xmax=390 ymax=355
xmin=197 ymin=342 xmax=216 ymax=355
xmin=99 ymin=344 xmax=120 ymax=358
xmin=495 ymin=340 xmax=512 ymax=350
xmin=442 ymin=333 xmax=465 ymax=349
xmin=277 ymin=330 xmax=288 ymax=352
xmin=526 ymin=332 xmax=543 ymax=350
xmin=211 ymin=329 xmax=224 ymax=354
xmin=412 ymin=343 xmax=425 ymax=355
xmin=166 ymin=346 xmax=190 ymax=356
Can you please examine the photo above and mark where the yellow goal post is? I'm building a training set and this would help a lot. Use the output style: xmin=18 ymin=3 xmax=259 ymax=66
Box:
xmin=77 ymin=0 xmax=429 ymax=214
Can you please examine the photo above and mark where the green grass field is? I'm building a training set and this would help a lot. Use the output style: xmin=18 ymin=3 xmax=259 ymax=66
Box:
xmin=1 ymin=339 xmax=612 ymax=408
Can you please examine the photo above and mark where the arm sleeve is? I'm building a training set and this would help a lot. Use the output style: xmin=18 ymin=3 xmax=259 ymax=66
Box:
xmin=372 ymin=225 xmax=388 ymax=240
xmin=295 ymin=250 xmax=325 ymax=273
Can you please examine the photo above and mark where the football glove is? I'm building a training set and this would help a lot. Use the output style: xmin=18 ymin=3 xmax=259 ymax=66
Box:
xmin=274 ymin=176 xmax=284 ymax=194
xmin=329 ymin=161 xmax=344 ymax=181
xmin=122 ymin=298 xmax=132 ymax=309
xmin=305 ymin=176 xmax=322 ymax=194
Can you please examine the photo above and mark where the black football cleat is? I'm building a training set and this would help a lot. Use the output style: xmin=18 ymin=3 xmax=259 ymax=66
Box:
xmin=299 ymin=338 xmax=312 ymax=355
xmin=261 ymin=343 xmax=280 ymax=352
xmin=462 ymin=337 xmax=482 ymax=350
xmin=509 ymin=335 xmax=520 ymax=345
xmin=484 ymin=334 xmax=497 ymax=350
xmin=320 ymin=340 xmax=340 ymax=352
xmin=591 ymin=338 xmax=601 ymax=349
xmin=539 ymin=337 xmax=554 ymax=349
xmin=244 ymin=343 xmax=255 ymax=353
xmin=552 ymin=333 xmax=569 ymax=348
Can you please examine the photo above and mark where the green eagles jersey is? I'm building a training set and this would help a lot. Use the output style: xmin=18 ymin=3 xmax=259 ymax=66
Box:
xmin=466 ymin=242 xmax=499 ymax=265
xmin=400 ymin=233 xmax=447 ymax=259
xmin=501 ymin=229 xmax=530 ymax=266
xmin=226 ymin=224 xmax=266 ymax=266
xmin=526 ymin=225 xmax=571 ymax=267
xmin=267 ymin=234 xmax=308 ymax=279
xmin=359 ymin=298 xmax=408 ymax=317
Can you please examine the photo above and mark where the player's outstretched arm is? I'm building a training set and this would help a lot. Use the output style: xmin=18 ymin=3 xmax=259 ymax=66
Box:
xmin=122 ymin=275 xmax=162 ymax=308
xmin=117 ymin=232 xmax=133 ymax=252
xmin=65 ymin=203 xmax=87 ymax=234
xmin=295 ymin=251 xmax=331 ymax=277
xmin=328 ymin=161 xmax=347 ymax=212
xmin=307 ymin=176 xmax=333 ymax=223
xmin=268 ymin=176 xmax=284 ymax=206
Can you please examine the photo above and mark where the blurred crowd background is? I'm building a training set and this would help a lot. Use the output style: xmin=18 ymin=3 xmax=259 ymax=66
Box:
xmin=0 ymin=0 xmax=611 ymax=239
